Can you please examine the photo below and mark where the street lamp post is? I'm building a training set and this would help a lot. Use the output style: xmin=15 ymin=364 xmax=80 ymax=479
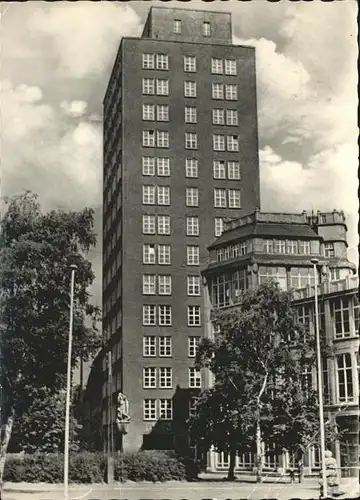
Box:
xmin=64 ymin=264 xmax=77 ymax=500
xmin=311 ymin=258 xmax=327 ymax=499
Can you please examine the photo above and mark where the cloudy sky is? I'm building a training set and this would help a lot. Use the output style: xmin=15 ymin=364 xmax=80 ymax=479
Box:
xmin=1 ymin=0 xmax=358 ymax=308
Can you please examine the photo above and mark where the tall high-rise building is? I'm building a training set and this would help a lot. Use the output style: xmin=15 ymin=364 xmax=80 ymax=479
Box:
xmin=102 ymin=6 xmax=261 ymax=451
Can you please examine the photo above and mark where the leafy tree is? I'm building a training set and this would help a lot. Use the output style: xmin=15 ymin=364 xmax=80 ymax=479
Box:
xmin=190 ymin=281 xmax=318 ymax=482
xmin=0 ymin=192 xmax=101 ymax=494
xmin=9 ymin=387 xmax=81 ymax=454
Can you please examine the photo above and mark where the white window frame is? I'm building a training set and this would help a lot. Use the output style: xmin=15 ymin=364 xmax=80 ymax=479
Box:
xmin=186 ymin=187 xmax=199 ymax=207
xmin=213 ymin=160 xmax=226 ymax=179
xmin=142 ymin=215 xmax=156 ymax=234
xmin=142 ymin=156 xmax=155 ymax=176
xmin=158 ymin=244 xmax=171 ymax=265
xmin=158 ymin=305 xmax=172 ymax=326
xmin=185 ymin=106 xmax=197 ymax=124
xmin=211 ymin=58 xmax=223 ymax=74
xmin=142 ymin=78 xmax=155 ymax=95
xmin=224 ymin=59 xmax=237 ymax=75
xmin=225 ymin=84 xmax=238 ymax=100
xmin=189 ymin=367 xmax=202 ymax=388
xmin=187 ymin=275 xmax=201 ymax=296
xmin=202 ymin=22 xmax=211 ymax=36
xmin=157 ymin=215 xmax=171 ymax=235
xmin=157 ymin=130 xmax=169 ymax=148
xmin=143 ymin=367 xmax=157 ymax=388
xmin=143 ymin=244 xmax=156 ymax=264
xmin=156 ymin=54 xmax=169 ymax=71
xmin=158 ymin=275 xmax=172 ymax=295
xmin=143 ymin=304 xmax=156 ymax=325
xmin=336 ymin=353 xmax=354 ymax=402
xmin=142 ymin=104 xmax=155 ymax=121
xmin=213 ymin=134 xmax=225 ymax=151
xmin=184 ymin=55 xmax=196 ymax=73
xmin=142 ymin=185 xmax=156 ymax=205
xmin=143 ymin=274 xmax=156 ymax=295
xmin=227 ymin=135 xmax=239 ymax=152
xmin=142 ymin=130 xmax=155 ymax=147
xmin=188 ymin=336 xmax=200 ymax=357
xmin=215 ymin=217 xmax=224 ymax=237
xmin=156 ymin=79 xmax=169 ymax=96
xmin=159 ymin=336 xmax=172 ymax=357
xmin=185 ymin=158 xmax=198 ymax=178
xmin=156 ymin=104 xmax=169 ymax=122
xmin=159 ymin=399 xmax=173 ymax=420
xmin=142 ymin=53 xmax=155 ymax=70
xmin=226 ymin=109 xmax=238 ymax=126
xmin=228 ymin=189 xmax=241 ymax=208
xmin=212 ymin=108 xmax=225 ymax=125
xmin=157 ymin=157 xmax=170 ymax=176
xmin=185 ymin=132 xmax=198 ymax=150
xmin=187 ymin=245 xmax=200 ymax=266
xmin=188 ymin=305 xmax=201 ymax=326
xmin=159 ymin=367 xmax=172 ymax=388
xmin=325 ymin=242 xmax=335 ymax=258
xmin=214 ymin=188 xmax=227 ymax=208
xmin=143 ymin=399 xmax=157 ymax=420
xmin=186 ymin=216 xmax=199 ymax=236
xmin=212 ymin=83 xmax=224 ymax=100
xmin=184 ymin=81 xmax=197 ymax=98
xmin=143 ymin=336 xmax=156 ymax=357
xmin=333 ymin=297 xmax=350 ymax=339
xmin=173 ymin=19 xmax=182 ymax=34
xmin=157 ymin=186 xmax=170 ymax=206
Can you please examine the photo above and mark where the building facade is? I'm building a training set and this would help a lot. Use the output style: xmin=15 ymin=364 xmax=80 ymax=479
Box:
xmin=202 ymin=209 xmax=359 ymax=476
xmin=102 ymin=7 xmax=261 ymax=451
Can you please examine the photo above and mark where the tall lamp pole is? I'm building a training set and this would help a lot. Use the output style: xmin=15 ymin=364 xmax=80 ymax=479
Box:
xmin=311 ymin=258 xmax=327 ymax=499
xmin=64 ymin=264 xmax=77 ymax=500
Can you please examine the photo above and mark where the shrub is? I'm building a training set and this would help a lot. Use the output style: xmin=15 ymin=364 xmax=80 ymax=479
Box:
xmin=115 ymin=450 xmax=186 ymax=482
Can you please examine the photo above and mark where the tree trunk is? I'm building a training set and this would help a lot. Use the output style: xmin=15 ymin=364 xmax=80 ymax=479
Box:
xmin=227 ymin=447 xmax=237 ymax=481
xmin=255 ymin=420 xmax=263 ymax=483
xmin=0 ymin=407 xmax=15 ymax=499
xmin=297 ymin=452 xmax=304 ymax=483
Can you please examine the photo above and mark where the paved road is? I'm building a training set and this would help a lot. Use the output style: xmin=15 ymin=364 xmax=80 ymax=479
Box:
xmin=3 ymin=479 xmax=359 ymax=500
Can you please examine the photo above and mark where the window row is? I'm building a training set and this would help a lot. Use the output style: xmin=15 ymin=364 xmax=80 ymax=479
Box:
xmin=142 ymin=80 xmax=238 ymax=100
xmin=142 ymin=157 xmax=199 ymax=178
xmin=142 ymin=215 xmax=200 ymax=236
xmin=142 ymin=130 xmax=169 ymax=148
xmin=263 ymin=239 xmax=311 ymax=255
xmin=213 ymin=134 xmax=240 ymax=152
xmin=143 ymin=336 xmax=200 ymax=357
xmin=143 ymin=244 xmax=171 ymax=265
xmin=143 ymin=275 xmax=172 ymax=295
xmin=213 ymin=160 xmax=240 ymax=179
xmin=216 ymin=241 xmax=249 ymax=262
xmin=143 ymin=305 xmax=201 ymax=326
xmin=142 ymin=54 xmax=238 ymax=75
xmin=144 ymin=398 xmax=173 ymax=421
xmin=143 ymin=104 xmax=169 ymax=122
xmin=142 ymin=185 xmax=170 ymax=205
xmin=142 ymin=53 xmax=169 ymax=71
xmin=173 ymin=18 xmax=210 ymax=37
xmin=143 ymin=367 xmax=173 ymax=388
xmin=214 ymin=188 xmax=241 ymax=208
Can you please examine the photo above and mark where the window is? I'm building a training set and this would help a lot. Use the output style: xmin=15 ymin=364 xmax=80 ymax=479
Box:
xmin=142 ymin=104 xmax=155 ymax=121
xmin=185 ymin=106 xmax=197 ymax=123
xmin=159 ymin=367 xmax=172 ymax=388
xmin=297 ymin=305 xmax=311 ymax=328
xmin=225 ymin=84 xmax=237 ymax=100
xmin=159 ymin=399 xmax=173 ymax=420
xmin=215 ymin=217 xmax=224 ymax=237
xmin=186 ymin=187 xmax=199 ymax=207
xmin=228 ymin=161 xmax=240 ymax=179
xmin=286 ymin=241 xmax=298 ymax=255
xmin=325 ymin=242 xmax=335 ymax=258
xmin=142 ymin=185 xmax=156 ymax=205
xmin=173 ymin=19 xmax=182 ymax=34
xmin=158 ymin=305 xmax=172 ymax=326
xmin=202 ymin=22 xmax=211 ymax=36
xmin=156 ymin=79 xmax=169 ymax=96
xmin=142 ymin=53 xmax=155 ymax=70
xmin=226 ymin=109 xmax=238 ymax=126
xmin=213 ymin=134 xmax=225 ymax=151
xmin=158 ymin=244 xmax=171 ymax=265
xmin=157 ymin=186 xmax=170 ymax=205
xmin=142 ymin=130 xmax=155 ymax=147
xmin=213 ymin=160 xmax=226 ymax=179
xmin=143 ymin=305 xmax=156 ymax=325
xmin=156 ymin=105 xmax=169 ymax=122
xmin=156 ymin=54 xmax=168 ymax=71
xmin=142 ymin=157 xmax=155 ymax=176
xmin=158 ymin=215 xmax=171 ymax=235
xmin=159 ymin=336 xmax=172 ymax=357
xmin=185 ymin=158 xmax=198 ymax=178
xmin=158 ymin=275 xmax=172 ymax=295
xmin=336 ymin=353 xmax=354 ymax=402
xmin=184 ymin=81 xmax=197 ymax=98
xmin=184 ymin=56 xmax=196 ymax=72
xmin=212 ymin=83 xmax=224 ymax=99
xmin=143 ymin=215 xmax=156 ymax=234
xmin=227 ymin=135 xmax=239 ymax=152
xmin=330 ymin=268 xmax=340 ymax=281
xmin=189 ymin=397 xmax=198 ymax=417
xmin=188 ymin=305 xmax=201 ymax=326
xmin=187 ymin=275 xmax=201 ymax=296
xmin=228 ymin=189 xmax=241 ymax=208
xmin=259 ymin=266 xmax=287 ymax=290
xmin=143 ymin=274 xmax=156 ymax=295
xmin=142 ymin=78 xmax=155 ymax=95
xmin=143 ymin=336 xmax=156 ymax=357
xmin=143 ymin=244 xmax=156 ymax=264
xmin=188 ymin=336 xmax=200 ymax=357
xmin=189 ymin=367 xmax=201 ymax=388
xmin=264 ymin=240 xmax=274 ymax=254
xmin=211 ymin=58 xmax=223 ymax=74
xmin=299 ymin=241 xmax=311 ymax=255
xmin=225 ymin=59 xmax=237 ymax=75
xmin=186 ymin=216 xmax=199 ymax=236
xmin=214 ymin=188 xmax=227 ymax=208
xmin=143 ymin=367 xmax=157 ymax=388
xmin=185 ymin=132 xmax=197 ymax=149
xmin=290 ymin=267 xmax=314 ymax=289
xmin=143 ymin=399 xmax=157 ymax=420
xmin=157 ymin=131 xmax=169 ymax=148
xmin=274 ymin=240 xmax=286 ymax=254
xmin=333 ymin=298 xmax=350 ymax=338
xmin=157 ymin=157 xmax=170 ymax=176
xmin=187 ymin=245 xmax=200 ymax=266
xmin=212 ymin=109 xmax=225 ymax=125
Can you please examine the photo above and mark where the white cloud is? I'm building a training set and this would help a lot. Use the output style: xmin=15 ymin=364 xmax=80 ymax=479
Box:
xmin=60 ymin=100 xmax=88 ymax=117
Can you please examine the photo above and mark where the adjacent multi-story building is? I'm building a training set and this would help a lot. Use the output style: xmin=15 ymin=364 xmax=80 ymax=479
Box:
xmin=102 ymin=7 xmax=261 ymax=451
xmin=202 ymin=209 xmax=359 ymax=476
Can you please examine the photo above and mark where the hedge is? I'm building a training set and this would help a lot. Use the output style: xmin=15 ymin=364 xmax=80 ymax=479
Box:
xmin=3 ymin=451 xmax=188 ymax=483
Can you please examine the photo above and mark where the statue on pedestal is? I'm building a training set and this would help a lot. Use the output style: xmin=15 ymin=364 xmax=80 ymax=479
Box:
xmin=116 ymin=392 xmax=130 ymax=428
